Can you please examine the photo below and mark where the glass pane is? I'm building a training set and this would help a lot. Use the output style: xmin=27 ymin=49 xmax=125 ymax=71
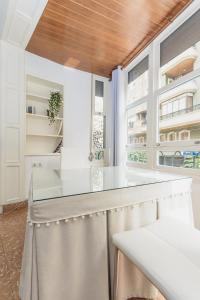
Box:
xmin=95 ymin=80 xmax=104 ymax=113
xmin=92 ymin=115 xmax=104 ymax=149
xmin=158 ymin=150 xmax=200 ymax=169
xmin=127 ymin=56 xmax=148 ymax=104
xmin=94 ymin=149 xmax=104 ymax=161
xmin=160 ymin=47 xmax=200 ymax=87
xmin=127 ymin=150 xmax=147 ymax=164
xmin=159 ymin=77 xmax=200 ymax=142
xmin=160 ymin=9 xmax=200 ymax=87
xmin=127 ymin=103 xmax=147 ymax=145
xmin=95 ymin=96 xmax=103 ymax=113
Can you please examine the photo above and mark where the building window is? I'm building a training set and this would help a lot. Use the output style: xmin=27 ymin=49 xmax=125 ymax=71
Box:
xmin=127 ymin=103 xmax=147 ymax=145
xmin=167 ymin=132 xmax=176 ymax=141
xmin=160 ymin=93 xmax=194 ymax=121
xmin=160 ymin=134 xmax=166 ymax=142
xmin=179 ymin=130 xmax=190 ymax=140
xmin=159 ymin=77 xmax=200 ymax=143
xmin=139 ymin=136 xmax=145 ymax=144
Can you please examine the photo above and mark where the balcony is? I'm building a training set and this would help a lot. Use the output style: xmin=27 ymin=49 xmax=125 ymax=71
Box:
xmin=160 ymin=104 xmax=200 ymax=129
xmin=128 ymin=119 xmax=147 ymax=135
xmin=161 ymin=47 xmax=198 ymax=77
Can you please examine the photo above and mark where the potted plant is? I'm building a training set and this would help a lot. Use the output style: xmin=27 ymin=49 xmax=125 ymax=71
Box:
xmin=48 ymin=91 xmax=63 ymax=124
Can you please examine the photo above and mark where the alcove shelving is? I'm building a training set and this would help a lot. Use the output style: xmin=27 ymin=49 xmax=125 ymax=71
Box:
xmin=25 ymin=75 xmax=64 ymax=155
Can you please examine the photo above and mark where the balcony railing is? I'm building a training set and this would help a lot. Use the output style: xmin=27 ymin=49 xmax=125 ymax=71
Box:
xmin=128 ymin=119 xmax=147 ymax=129
xmin=160 ymin=104 xmax=200 ymax=121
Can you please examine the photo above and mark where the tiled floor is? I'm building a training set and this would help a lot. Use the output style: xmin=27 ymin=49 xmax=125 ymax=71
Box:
xmin=0 ymin=202 xmax=27 ymax=300
xmin=0 ymin=203 xmax=165 ymax=300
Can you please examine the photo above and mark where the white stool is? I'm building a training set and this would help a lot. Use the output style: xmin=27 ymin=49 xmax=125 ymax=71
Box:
xmin=112 ymin=217 xmax=200 ymax=300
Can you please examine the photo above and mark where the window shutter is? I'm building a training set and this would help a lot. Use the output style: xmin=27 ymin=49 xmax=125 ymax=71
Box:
xmin=128 ymin=56 xmax=148 ymax=84
xmin=95 ymin=80 xmax=104 ymax=97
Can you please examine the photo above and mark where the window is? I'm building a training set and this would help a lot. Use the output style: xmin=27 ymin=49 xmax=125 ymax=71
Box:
xmin=159 ymin=77 xmax=200 ymax=143
xmin=92 ymin=79 xmax=106 ymax=164
xmin=179 ymin=130 xmax=190 ymax=140
xmin=167 ymin=132 xmax=176 ymax=141
xmin=95 ymin=80 xmax=104 ymax=113
xmin=160 ymin=134 xmax=166 ymax=142
xmin=127 ymin=103 xmax=147 ymax=145
xmin=160 ymin=9 xmax=200 ymax=87
xmin=126 ymin=53 xmax=149 ymax=165
xmin=127 ymin=56 xmax=148 ymax=104
xmin=125 ymin=6 xmax=200 ymax=171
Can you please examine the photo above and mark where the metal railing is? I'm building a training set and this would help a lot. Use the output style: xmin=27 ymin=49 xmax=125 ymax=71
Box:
xmin=160 ymin=104 xmax=200 ymax=121
xmin=128 ymin=119 xmax=147 ymax=129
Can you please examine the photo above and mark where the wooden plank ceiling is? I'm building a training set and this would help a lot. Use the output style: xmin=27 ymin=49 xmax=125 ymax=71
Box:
xmin=26 ymin=0 xmax=191 ymax=77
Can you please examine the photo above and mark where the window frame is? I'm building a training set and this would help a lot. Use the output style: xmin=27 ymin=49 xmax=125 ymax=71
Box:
xmin=91 ymin=74 xmax=109 ymax=165
xmin=124 ymin=1 xmax=200 ymax=175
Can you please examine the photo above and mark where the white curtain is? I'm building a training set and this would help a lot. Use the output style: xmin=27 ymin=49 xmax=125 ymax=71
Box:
xmin=108 ymin=201 xmax=158 ymax=300
xmin=20 ymin=215 xmax=109 ymax=300
xmin=111 ymin=67 xmax=126 ymax=166
xmin=20 ymin=179 xmax=193 ymax=300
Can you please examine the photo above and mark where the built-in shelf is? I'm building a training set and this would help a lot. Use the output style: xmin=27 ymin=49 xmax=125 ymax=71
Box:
xmin=27 ymin=133 xmax=63 ymax=138
xmin=26 ymin=113 xmax=63 ymax=121
xmin=25 ymin=153 xmax=61 ymax=156
xmin=26 ymin=74 xmax=64 ymax=155
xmin=27 ymin=93 xmax=49 ymax=102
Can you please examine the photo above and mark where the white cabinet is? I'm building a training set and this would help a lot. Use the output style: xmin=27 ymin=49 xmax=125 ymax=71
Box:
xmin=0 ymin=43 xmax=64 ymax=207
xmin=25 ymin=154 xmax=61 ymax=199
xmin=0 ymin=41 xmax=25 ymax=206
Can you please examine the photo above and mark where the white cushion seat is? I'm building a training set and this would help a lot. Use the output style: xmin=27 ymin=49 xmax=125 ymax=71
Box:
xmin=112 ymin=217 xmax=200 ymax=300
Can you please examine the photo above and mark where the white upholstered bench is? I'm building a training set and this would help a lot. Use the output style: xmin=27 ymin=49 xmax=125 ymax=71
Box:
xmin=112 ymin=217 xmax=200 ymax=300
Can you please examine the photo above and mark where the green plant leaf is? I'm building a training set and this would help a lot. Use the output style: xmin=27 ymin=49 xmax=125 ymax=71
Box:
xmin=48 ymin=91 xmax=63 ymax=125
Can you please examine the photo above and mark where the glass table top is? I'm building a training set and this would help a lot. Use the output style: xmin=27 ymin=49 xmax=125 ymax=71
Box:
xmin=32 ymin=166 xmax=189 ymax=202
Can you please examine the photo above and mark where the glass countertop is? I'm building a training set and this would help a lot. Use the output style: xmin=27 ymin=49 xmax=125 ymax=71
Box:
xmin=32 ymin=166 xmax=189 ymax=202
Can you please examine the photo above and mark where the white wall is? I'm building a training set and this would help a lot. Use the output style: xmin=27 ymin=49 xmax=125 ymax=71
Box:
xmin=0 ymin=1 xmax=9 ymax=38
xmin=25 ymin=52 xmax=111 ymax=166
xmin=192 ymin=177 xmax=200 ymax=229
